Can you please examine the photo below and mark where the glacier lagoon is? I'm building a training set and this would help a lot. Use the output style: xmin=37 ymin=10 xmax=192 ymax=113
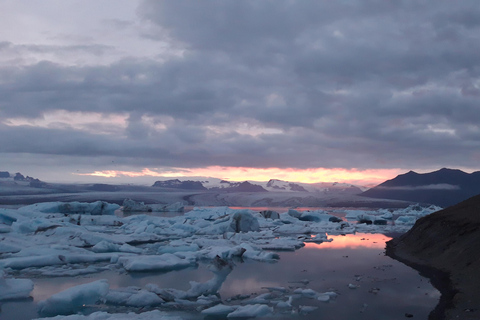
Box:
xmin=0 ymin=204 xmax=441 ymax=319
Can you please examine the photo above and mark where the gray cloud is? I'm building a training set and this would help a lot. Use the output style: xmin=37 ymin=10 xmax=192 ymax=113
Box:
xmin=1 ymin=0 xmax=480 ymax=178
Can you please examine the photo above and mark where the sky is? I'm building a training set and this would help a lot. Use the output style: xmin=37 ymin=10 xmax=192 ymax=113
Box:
xmin=1 ymin=0 xmax=480 ymax=186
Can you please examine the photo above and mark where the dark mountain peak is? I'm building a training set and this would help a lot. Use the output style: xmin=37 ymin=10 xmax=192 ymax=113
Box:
xmin=362 ymin=168 xmax=480 ymax=207
xmin=433 ymin=168 xmax=467 ymax=175
xmin=0 ymin=171 xmax=10 ymax=178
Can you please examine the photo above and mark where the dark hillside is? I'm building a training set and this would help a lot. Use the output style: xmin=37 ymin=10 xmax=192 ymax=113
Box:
xmin=361 ymin=168 xmax=480 ymax=207
xmin=387 ymin=193 xmax=480 ymax=319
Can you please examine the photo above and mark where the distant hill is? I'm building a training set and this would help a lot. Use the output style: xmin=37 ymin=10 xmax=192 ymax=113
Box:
xmin=361 ymin=168 xmax=480 ymax=207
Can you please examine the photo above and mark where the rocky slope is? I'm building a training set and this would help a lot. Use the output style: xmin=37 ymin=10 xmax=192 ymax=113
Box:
xmin=386 ymin=193 xmax=480 ymax=319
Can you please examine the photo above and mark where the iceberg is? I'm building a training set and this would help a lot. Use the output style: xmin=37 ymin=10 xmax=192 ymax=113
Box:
xmin=34 ymin=310 xmax=183 ymax=320
xmin=227 ymin=304 xmax=273 ymax=318
xmin=119 ymin=253 xmax=197 ymax=272
xmin=0 ymin=270 xmax=34 ymax=300
xmin=228 ymin=210 xmax=260 ymax=233
xmin=20 ymin=201 xmax=119 ymax=215
xmin=201 ymin=304 xmax=238 ymax=316
xmin=105 ymin=287 xmax=164 ymax=307
xmin=38 ymin=279 xmax=109 ymax=316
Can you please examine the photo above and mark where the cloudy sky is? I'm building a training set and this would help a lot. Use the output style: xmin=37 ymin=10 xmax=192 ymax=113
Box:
xmin=1 ymin=0 xmax=480 ymax=185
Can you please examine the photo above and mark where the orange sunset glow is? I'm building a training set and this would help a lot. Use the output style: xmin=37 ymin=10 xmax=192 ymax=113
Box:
xmin=75 ymin=166 xmax=403 ymax=186
xmin=305 ymin=233 xmax=392 ymax=250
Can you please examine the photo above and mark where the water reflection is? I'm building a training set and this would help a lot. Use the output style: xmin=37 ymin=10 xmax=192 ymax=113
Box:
xmin=305 ymin=233 xmax=391 ymax=250
xmin=218 ymin=234 xmax=439 ymax=320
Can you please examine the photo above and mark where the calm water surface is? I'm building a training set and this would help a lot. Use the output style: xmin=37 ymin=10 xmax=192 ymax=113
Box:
xmin=1 ymin=233 xmax=439 ymax=320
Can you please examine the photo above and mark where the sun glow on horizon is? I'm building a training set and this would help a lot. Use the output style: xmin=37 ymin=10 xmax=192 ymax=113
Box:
xmin=75 ymin=166 xmax=403 ymax=186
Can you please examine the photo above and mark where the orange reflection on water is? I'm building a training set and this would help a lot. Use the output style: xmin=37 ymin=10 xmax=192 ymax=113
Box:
xmin=305 ymin=233 xmax=392 ymax=250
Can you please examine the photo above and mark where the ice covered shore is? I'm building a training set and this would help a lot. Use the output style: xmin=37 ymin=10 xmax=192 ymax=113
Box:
xmin=0 ymin=201 xmax=440 ymax=319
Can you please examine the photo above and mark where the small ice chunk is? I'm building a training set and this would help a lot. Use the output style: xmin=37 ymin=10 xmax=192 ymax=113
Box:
xmin=317 ymin=293 xmax=331 ymax=302
xmin=228 ymin=210 xmax=260 ymax=233
xmin=395 ymin=215 xmax=417 ymax=225
xmin=38 ymin=279 xmax=109 ymax=316
xmin=0 ymin=270 xmax=34 ymax=300
xmin=348 ymin=283 xmax=359 ymax=289
xmin=298 ymin=211 xmax=339 ymax=223
xmin=259 ymin=210 xmax=280 ymax=219
xmin=227 ymin=304 xmax=273 ymax=318
xmin=125 ymin=290 xmax=164 ymax=307
xmin=201 ymin=304 xmax=238 ymax=316
xmin=293 ymin=288 xmax=317 ymax=298
xmin=262 ymin=286 xmax=287 ymax=293
xmin=242 ymin=293 xmax=273 ymax=305
xmin=122 ymin=199 xmax=152 ymax=212
xmin=120 ymin=253 xmax=197 ymax=272
xmin=299 ymin=305 xmax=318 ymax=315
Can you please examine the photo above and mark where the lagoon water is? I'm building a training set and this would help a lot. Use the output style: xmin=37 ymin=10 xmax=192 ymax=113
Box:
xmin=0 ymin=206 xmax=441 ymax=319
xmin=1 ymin=232 xmax=439 ymax=320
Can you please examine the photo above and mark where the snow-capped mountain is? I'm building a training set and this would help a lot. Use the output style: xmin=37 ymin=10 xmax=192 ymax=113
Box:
xmin=152 ymin=178 xmax=364 ymax=194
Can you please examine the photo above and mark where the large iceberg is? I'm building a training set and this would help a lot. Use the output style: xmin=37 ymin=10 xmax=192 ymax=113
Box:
xmin=38 ymin=279 xmax=110 ymax=316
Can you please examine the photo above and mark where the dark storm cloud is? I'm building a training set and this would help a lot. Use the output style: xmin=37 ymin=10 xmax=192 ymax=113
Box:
xmin=1 ymin=0 xmax=480 ymax=171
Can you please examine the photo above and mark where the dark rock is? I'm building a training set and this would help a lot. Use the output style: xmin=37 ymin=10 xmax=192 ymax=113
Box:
xmin=386 ymin=193 xmax=480 ymax=319
xmin=328 ymin=216 xmax=343 ymax=223
xmin=13 ymin=172 xmax=25 ymax=181
xmin=373 ymin=219 xmax=388 ymax=225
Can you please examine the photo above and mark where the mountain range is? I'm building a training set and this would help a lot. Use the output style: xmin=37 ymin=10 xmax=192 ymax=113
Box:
xmin=361 ymin=168 xmax=480 ymax=207
xmin=152 ymin=178 xmax=364 ymax=194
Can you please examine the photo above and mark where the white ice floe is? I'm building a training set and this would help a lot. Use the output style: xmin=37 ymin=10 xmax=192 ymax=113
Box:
xmin=227 ymin=304 xmax=273 ymax=318
xmin=0 ymin=270 xmax=34 ymax=300
xmin=104 ymin=287 xmax=164 ymax=307
xmin=19 ymin=201 xmax=119 ymax=215
xmin=395 ymin=215 xmax=418 ymax=225
xmin=38 ymin=279 xmax=110 ymax=316
xmin=122 ymin=199 xmax=151 ymax=212
xmin=201 ymin=304 xmax=238 ymax=316
xmin=34 ymin=310 xmax=183 ymax=320
xmin=119 ymin=253 xmax=197 ymax=272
